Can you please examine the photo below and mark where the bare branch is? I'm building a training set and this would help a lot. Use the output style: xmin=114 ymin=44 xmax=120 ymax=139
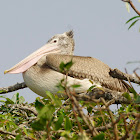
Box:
xmin=0 ymin=130 xmax=17 ymax=137
xmin=88 ymin=112 xmax=139 ymax=133
xmin=96 ymin=124 xmax=112 ymax=131
xmin=0 ymin=82 xmax=27 ymax=94
xmin=101 ymin=98 xmax=119 ymax=140
xmin=15 ymin=104 xmax=38 ymax=116
xmin=0 ymin=129 xmax=33 ymax=140
xmin=8 ymin=104 xmax=38 ymax=116
xmin=77 ymin=87 xmax=134 ymax=104
xmin=66 ymin=89 xmax=98 ymax=137
xmin=0 ymin=81 xmax=136 ymax=104
xmin=131 ymin=119 xmax=140 ymax=139
xmin=122 ymin=0 xmax=140 ymax=16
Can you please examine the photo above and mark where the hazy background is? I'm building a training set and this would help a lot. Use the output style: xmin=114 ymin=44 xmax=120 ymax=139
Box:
xmin=0 ymin=0 xmax=140 ymax=103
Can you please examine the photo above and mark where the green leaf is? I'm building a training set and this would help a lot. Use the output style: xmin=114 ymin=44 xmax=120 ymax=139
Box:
xmin=0 ymin=95 xmax=6 ymax=98
xmin=61 ymin=131 xmax=71 ymax=138
xmin=71 ymin=84 xmax=81 ymax=88
xmin=0 ymin=100 xmax=5 ymax=103
xmin=125 ymin=2 xmax=130 ymax=13
xmin=87 ymin=85 xmax=96 ymax=92
xmin=35 ymin=99 xmax=44 ymax=113
xmin=5 ymin=98 xmax=14 ymax=104
xmin=134 ymin=95 xmax=140 ymax=103
xmin=129 ymin=88 xmax=137 ymax=99
xmin=0 ymin=90 xmax=6 ymax=93
xmin=22 ymin=127 xmax=28 ymax=136
xmin=128 ymin=19 xmax=140 ymax=30
xmin=59 ymin=61 xmax=65 ymax=72
xmin=126 ymin=104 xmax=132 ymax=113
xmin=46 ymin=91 xmax=62 ymax=107
xmin=46 ymin=91 xmax=55 ymax=100
xmin=93 ymin=133 xmax=105 ymax=140
xmin=59 ymin=60 xmax=73 ymax=72
xmin=31 ymin=120 xmax=45 ymax=131
xmin=126 ymin=16 xmax=140 ymax=24
xmin=122 ymin=92 xmax=131 ymax=100
xmin=87 ymin=106 xmax=92 ymax=113
xmin=11 ymin=93 xmax=19 ymax=103
xmin=54 ymin=115 xmax=63 ymax=130
xmin=65 ymin=60 xmax=73 ymax=71
xmin=16 ymin=93 xmax=19 ymax=104
xmin=15 ymin=134 xmax=22 ymax=140
xmin=78 ymin=132 xmax=89 ymax=140
xmin=19 ymin=96 xmax=25 ymax=104
xmin=57 ymin=80 xmax=65 ymax=91
xmin=65 ymin=116 xmax=72 ymax=131
xmin=38 ymin=104 xmax=55 ymax=120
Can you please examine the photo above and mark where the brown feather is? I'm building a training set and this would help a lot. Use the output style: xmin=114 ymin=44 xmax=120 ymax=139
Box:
xmin=46 ymin=54 xmax=130 ymax=92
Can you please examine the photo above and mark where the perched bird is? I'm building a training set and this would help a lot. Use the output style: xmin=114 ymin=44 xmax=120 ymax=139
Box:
xmin=5 ymin=31 xmax=129 ymax=97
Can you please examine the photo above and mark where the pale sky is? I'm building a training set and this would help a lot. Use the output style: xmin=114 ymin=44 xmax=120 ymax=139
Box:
xmin=0 ymin=1 xmax=140 ymax=102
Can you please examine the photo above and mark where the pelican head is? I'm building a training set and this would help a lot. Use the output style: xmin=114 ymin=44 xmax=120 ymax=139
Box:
xmin=4 ymin=30 xmax=74 ymax=74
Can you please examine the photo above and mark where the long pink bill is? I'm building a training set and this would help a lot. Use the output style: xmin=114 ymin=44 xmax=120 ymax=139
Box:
xmin=4 ymin=44 xmax=60 ymax=74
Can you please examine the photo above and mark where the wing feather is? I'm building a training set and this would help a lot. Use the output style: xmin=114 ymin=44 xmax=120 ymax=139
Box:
xmin=46 ymin=54 xmax=129 ymax=92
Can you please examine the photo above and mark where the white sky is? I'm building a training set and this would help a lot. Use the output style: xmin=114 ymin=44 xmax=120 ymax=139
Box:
xmin=0 ymin=1 xmax=140 ymax=103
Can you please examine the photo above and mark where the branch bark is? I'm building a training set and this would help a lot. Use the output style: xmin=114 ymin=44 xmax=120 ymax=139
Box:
xmin=122 ymin=0 xmax=140 ymax=16
xmin=0 ymin=82 xmax=27 ymax=94
xmin=0 ymin=81 xmax=136 ymax=104
xmin=77 ymin=87 xmax=134 ymax=104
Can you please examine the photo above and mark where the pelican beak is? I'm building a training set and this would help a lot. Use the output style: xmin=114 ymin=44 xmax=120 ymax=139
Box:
xmin=4 ymin=44 xmax=60 ymax=74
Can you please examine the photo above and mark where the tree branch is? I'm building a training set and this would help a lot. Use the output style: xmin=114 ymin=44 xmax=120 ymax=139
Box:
xmin=6 ymin=104 xmax=38 ymax=116
xmin=14 ymin=104 xmax=38 ymax=116
xmin=0 ymin=130 xmax=17 ymax=137
xmin=122 ymin=0 xmax=140 ymax=16
xmin=101 ymin=98 xmax=119 ymax=140
xmin=77 ymin=87 xmax=134 ymax=104
xmin=0 ymin=82 xmax=27 ymax=94
xmin=88 ymin=112 xmax=140 ymax=133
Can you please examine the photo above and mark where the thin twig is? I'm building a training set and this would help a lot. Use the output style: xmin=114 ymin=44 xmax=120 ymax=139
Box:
xmin=97 ymin=103 xmax=111 ymax=137
xmin=133 ymin=68 xmax=140 ymax=80
xmin=0 ymin=130 xmax=17 ymax=137
xmin=72 ymin=102 xmax=83 ymax=133
xmin=54 ymin=98 xmax=70 ymax=115
xmin=130 ymin=119 xmax=140 ymax=140
xmin=73 ymin=94 xmax=99 ymax=136
xmin=0 ymin=129 xmax=33 ymax=140
xmin=122 ymin=116 xmax=129 ymax=140
xmin=8 ymin=104 xmax=38 ymax=116
xmin=122 ymin=0 xmax=140 ymax=16
xmin=66 ymin=89 xmax=98 ymax=137
xmin=101 ymin=98 xmax=119 ymax=140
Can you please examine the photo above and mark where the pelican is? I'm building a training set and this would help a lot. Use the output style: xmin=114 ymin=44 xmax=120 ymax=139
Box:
xmin=4 ymin=31 xmax=129 ymax=97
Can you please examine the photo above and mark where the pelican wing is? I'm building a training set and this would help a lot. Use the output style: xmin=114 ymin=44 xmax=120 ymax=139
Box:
xmin=46 ymin=54 xmax=129 ymax=92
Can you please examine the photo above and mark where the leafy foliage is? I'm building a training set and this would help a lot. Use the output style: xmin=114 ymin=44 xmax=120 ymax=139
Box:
xmin=126 ymin=16 xmax=140 ymax=30
xmin=124 ymin=0 xmax=140 ymax=31
xmin=0 ymin=91 xmax=139 ymax=139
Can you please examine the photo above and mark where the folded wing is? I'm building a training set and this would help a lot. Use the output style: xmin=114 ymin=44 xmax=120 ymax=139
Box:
xmin=46 ymin=54 xmax=129 ymax=92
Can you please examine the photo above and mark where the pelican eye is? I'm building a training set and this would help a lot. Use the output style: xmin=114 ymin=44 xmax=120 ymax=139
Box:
xmin=53 ymin=40 xmax=57 ymax=43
